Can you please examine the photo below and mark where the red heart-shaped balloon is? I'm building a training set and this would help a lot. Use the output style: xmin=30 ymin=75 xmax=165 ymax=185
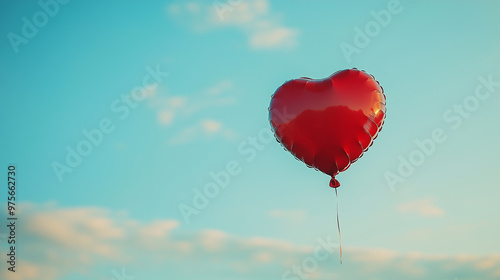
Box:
xmin=269 ymin=69 xmax=386 ymax=188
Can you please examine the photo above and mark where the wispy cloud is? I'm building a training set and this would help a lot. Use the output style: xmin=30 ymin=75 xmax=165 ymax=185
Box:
xmin=269 ymin=209 xmax=307 ymax=224
xmin=398 ymin=197 xmax=445 ymax=217
xmin=168 ymin=118 xmax=236 ymax=145
xmin=249 ymin=24 xmax=297 ymax=49
xmin=149 ymin=80 xmax=236 ymax=126
xmin=6 ymin=202 xmax=500 ymax=279
xmin=167 ymin=0 xmax=299 ymax=49
xmin=147 ymin=80 xmax=237 ymax=144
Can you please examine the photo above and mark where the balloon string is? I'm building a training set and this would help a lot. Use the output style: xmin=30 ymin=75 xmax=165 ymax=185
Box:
xmin=335 ymin=188 xmax=342 ymax=264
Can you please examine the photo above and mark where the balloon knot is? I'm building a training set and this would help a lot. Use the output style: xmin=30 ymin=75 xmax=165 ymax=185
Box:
xmin=329 ymin=177 xmax=340 ymax=188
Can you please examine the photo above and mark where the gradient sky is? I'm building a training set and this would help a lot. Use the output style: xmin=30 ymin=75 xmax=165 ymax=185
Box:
xmin=1 ymin=0 xmax=500 ymax=279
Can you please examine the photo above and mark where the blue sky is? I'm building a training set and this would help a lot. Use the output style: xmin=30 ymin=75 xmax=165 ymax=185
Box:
xmin=1 ymin=0 xmax=500 ymax=279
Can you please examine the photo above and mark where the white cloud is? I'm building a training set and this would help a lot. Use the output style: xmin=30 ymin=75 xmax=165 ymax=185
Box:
xmin=140 ymin=220 xmax=179 ymax=238
xmin=146 ymin=80 xmax=238 ymax=144
xmin=205 ymin=80 xmax=233 ymax=96
xmin=250 ymin=26 xmax=298 ymax=49
xmin=186 ymin=2 xmax=201 ymax=14
xmin=200 ymin=229 xmax=228 ymax=251
xmin=25 ymin=206 xmax=123 ymax=257
xmin=149 ymin=80 xmax=236 ymax=127
xmin=168 ymin=0 xmax=299 ymax=49
xmin=398 ymin=197 xmax=445 ymax=217
xmin=0 ymin=261 xmax=59 ymax=280
xmin=7 ymin=202 xmax=500 ymax=280
xmin=158 ymin=110 xmax=175 ymax=125
xmin=167 ymin=96 xmax=187 ymax=107
xmin=253 ymin=251 xmax=274 ymax=263
xmin=201 ymin=119 xmax=222 ymax=133
xmin=210 ymin=0 xmax=268 ymax=25
xmin=168 ymin=125 xmax=198 ymax=145
xmin=143 ymin=83 xmax=159 ymax=98
xmin=269 ymin=209 xmax=307 ymax=224
xmin=168 ymin=119 xmax=235 ymax=145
